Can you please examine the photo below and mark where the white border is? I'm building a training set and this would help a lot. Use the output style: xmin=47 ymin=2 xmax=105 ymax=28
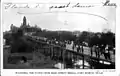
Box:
xmin=116 ymin=0 xmax=120 ymax=75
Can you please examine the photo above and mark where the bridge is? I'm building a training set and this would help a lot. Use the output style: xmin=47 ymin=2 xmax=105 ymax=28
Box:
xmin=4 ymin=33 xmax=115 ymax=69
xmin=24 ymin=35 xmax=115 ymax=69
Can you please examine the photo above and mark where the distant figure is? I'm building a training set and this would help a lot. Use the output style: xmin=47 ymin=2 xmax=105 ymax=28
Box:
xmin=77 ymin=45 xmax=80 ymax=53
xmin=90 ymin=47 xmax=93 ymax=56
xmin=81 ymin=45 xmax=84 ymax=53
xmin=97 ymin=47 xmax=100 ymax=58
xmin=104 ymin=49 xmax=108 ymax=60
xmin=100 ymin=44 xmax=105 ymax=55
xmin=104 ymin=45 xmax=111 ymax=60
xmin=72 ymin=45 xmax=74 ymax=51
xmin=107 ymin=45 xmax=111 ymax=60
xmin=95 ymin=45 xmax=99 ymax=58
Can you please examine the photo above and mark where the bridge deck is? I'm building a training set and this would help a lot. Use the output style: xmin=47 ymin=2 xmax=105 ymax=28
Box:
xmin=26 ymin=36 xmax=115 ymax=65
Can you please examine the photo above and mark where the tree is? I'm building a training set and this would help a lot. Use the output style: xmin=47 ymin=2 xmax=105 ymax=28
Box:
xmin=10 ymin=29 xmax=33 ymax=53
xmin=76 ymin=31 xmax=89 ymax=45
xmin=89 ymin=34 xmax=100 ymax=47
xmin=3 ymin=32 xmax=12 ymax=45
xmin=100 ymin=31 xmax=115 ymax=46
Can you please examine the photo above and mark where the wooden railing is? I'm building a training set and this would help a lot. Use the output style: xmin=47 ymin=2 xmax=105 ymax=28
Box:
xmin=27 ymin=36 xmax=115 ymax=69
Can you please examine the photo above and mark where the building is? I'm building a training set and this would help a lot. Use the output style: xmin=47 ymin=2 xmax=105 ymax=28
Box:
xmin=10 ymin=24 xmax=19 ymax=33
xmin=20 ymin=16 xmax=40 ymax=34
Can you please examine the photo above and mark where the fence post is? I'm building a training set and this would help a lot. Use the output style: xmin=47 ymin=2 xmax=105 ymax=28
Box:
xmin=51 ymin=46 xmax=54 ymax=59
xmin=82 ymin=55 xmax=84 ymax=69
xmin=49 ymin=45 xmax=51 ymax=57
xmin=98 ymin=48 xmax=100 ymax=63
xmin=90 ymin=47 xmax=93 ymax=57
xmin=63 ymin=48 xmax=66 ymax=69
xmin=82 ymin=45 xmax=84 ymax=54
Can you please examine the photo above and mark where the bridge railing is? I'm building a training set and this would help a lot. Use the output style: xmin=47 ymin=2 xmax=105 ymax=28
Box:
xmin=29 ymin=36 xmax=115 ymax=69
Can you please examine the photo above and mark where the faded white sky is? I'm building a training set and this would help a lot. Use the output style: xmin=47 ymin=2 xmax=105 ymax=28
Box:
xmin=2 ymin=1 xmax=116 ymax=33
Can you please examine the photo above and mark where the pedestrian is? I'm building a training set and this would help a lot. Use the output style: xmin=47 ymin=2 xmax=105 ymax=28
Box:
xmin=107 ymin=45 xmax=111 ymax=60
xmin=100 ymin=44 xmax=105 ymax=55
xmin=77 ymin=45 xmax=80 ymax=53
xmin=94 ymin=45 xmax=99 ymax=58
xmin=104 ymin=45 xmax=111 ymax=60
xmin=72 ymin=45 xmax=74 ymax=51
xmin=104 ymin=49 xmax=109 ymax=60
xmin=81 ymin=45 xmax=84 ymax=53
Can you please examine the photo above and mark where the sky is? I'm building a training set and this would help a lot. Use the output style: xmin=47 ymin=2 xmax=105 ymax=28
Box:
xmin=2 ymin=2 xmax=116 ymax=33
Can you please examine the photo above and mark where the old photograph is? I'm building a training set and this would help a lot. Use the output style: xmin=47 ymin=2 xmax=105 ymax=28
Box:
xmin=3 ymin=2 xmax=115 ymax=69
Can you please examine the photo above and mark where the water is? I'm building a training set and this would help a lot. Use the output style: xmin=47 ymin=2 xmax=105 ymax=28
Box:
xmin=54 ymin=59 xmax=91 ymax=69
xmin=54 ymin=58 xmax=114 ymax=69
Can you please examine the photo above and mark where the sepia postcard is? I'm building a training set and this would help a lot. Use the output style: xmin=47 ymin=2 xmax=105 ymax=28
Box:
xmin=1 ymin=0 xmax=120 ymax=76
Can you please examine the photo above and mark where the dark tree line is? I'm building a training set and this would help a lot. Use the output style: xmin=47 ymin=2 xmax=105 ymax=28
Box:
xmin=89 ymin=31 xmax=115 ymax=48
xmin=33 ymin=30 xmax=76 ymax=41
xmin=33 ymin=29 xmax=115 ymax=48
xmin=4 ymin=29 xmax=34 ymax=53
